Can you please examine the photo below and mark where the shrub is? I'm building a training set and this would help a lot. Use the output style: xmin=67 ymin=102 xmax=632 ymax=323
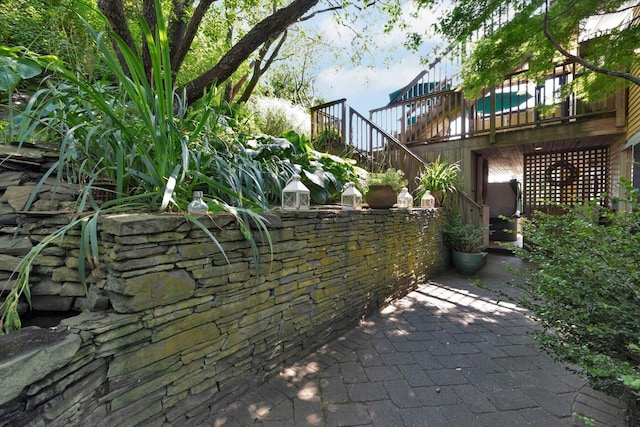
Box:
xmin=242 ymin=130 xmax=365 ymax=204
xmin=508 ymin=181 xmax=640 ymax=417
xmin=247 ymin=96 xmax=310 ymax=137
xmin=365 ymin=168 xmax=408 ymax=192
xmin=443 ymin=212 xmax=487 ymax=253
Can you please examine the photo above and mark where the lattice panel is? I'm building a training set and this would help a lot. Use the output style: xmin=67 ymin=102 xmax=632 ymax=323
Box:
xmin=523 ymin=147 xmax=609 ymax=216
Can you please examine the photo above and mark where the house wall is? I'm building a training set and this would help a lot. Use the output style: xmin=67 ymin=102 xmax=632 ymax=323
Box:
xmin=630 ymin=78 xmax=640 ymax=138
xmin=622 ymin=6 xmax=640 ymax=202
xmin=0 ymin=209 xmax=446 ymax=426
xmin=628 ymin=4 xmax=640 ymax=140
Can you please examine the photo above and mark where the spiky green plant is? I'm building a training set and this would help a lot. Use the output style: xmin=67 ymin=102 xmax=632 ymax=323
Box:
xmin=415 ymin=156 xmax=461 ymax=206
xmin=0 ymin=1 xmax=273 ymax=333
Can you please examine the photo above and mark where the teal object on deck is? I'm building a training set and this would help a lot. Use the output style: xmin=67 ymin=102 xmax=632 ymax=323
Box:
xmin=474 ymin=91 xmax=533 ymax=113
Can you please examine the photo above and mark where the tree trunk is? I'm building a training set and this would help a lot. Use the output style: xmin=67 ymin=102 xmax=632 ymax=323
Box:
xmin=238 ymin=31 xmax=287 ymax=104
xmin=141 ymin=0 xmax=157 ymax=79
xmin=98 ymin=0 xmax=137 ymax=76
xmin=181 ymin=0 xmax=319 ymax=104
xmin=170 ymin=0 xmax=216 ymax=75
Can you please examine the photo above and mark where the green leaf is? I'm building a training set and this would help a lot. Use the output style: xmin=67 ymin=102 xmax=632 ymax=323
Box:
xmin=15 ymin=57 xmax=41 ymax=79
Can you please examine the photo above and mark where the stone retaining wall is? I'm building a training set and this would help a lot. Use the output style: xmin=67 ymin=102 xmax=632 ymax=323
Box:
xmin=0 ymin=208 xmax=445 ymax=426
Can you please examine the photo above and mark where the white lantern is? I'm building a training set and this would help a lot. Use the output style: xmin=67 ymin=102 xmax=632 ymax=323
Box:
xmin=187 ymin=190 xmax=208 ymax=214
xmin=282 ymin=174 xmax=310 ymax=210
xmin=420 ymin=190 xmax=435 ymax=208
xmin=396 ymin=187 xmax=413 ymax=209
xmin=341 ymin=182 xmax=362 ymax=210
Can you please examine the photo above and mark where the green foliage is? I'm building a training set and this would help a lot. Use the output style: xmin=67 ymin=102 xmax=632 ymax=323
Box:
xmin=416 ymin=0 xmax=640 ymax=100
xmin=0 ymin=2 xmax=273 ymax=333
xmin=415 ymin=156 xmax=461 ymax=206
xmin=509 ymin=181 xmax=640 ymax=411
xmin=0 ymin=0 xmax=102 ymax=78
xmin=312 ymin=127 xmax=341 ymax=152
xmin=442 ymin=211 xmax=487 ymax=253
xmin=0 ymin=46 xmax=48 ymax=142
xmin=366 ymin=168 xmax=408 ymax=192
xmin=243 ymin=130 xmax=365 ymax=204
xmin=254 ymin=58 xmax=324 ymax=108
xmin=247 ymin=96 xmax=310 ymax=137
xmin=0 ymin=47 xmax=43 ymax=92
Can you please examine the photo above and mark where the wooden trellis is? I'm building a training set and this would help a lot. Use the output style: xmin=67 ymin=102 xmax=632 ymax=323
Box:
xmin=523 ymin=146 xmax=610 ymax=216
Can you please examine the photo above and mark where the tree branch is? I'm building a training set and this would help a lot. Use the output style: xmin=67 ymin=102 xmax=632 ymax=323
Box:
xmin=300 ymin=0 xmax=376 ymax=22
xmin=543 ymin=1 xmax=640 ymax=87
xmin=181 ymin=0 xmax=320 ymax=104
xmin=238 ymin=31 xmax=288 ymax=103
xmin=300 ymin=5 xmax=344 ymax=22
xmin=98 ymin=0 xmax=137 ymax=76
xmin=142 ymin=0 xmax=157 ymax=78
xmin=168 ymin=0 xmax=189 ymax=60
xmin=171 ymin=0 xmax=217 ymax=74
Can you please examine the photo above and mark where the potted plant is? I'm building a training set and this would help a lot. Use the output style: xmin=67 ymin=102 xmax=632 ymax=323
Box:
xmin=443 ymin=211 xmax=489 ymax=275
xmin=415 ymin=156 xmax=460 ymax=207
xmin=364 ymin=168 xmax=408 ymax=208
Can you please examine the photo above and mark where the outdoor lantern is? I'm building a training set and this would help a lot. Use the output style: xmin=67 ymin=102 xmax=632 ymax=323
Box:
xmin=396 ymin=187 xmax=413 ymax=209
xmin=282 ymin=174 xmax=310 ymax=210
xmin=187 ymin=190 xmax=209 ymax=214
xmin=420 ymin=190 xmax=435 ymax=208
xmin=341 ymin=182 xmax=362 ymax=210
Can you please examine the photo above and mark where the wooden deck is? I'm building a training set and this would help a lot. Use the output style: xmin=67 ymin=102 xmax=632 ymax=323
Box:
xmin=309 ymin=59 xmax=630 ymax=244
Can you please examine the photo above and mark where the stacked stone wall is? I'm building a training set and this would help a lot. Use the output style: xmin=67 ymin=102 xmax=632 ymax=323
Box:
xmin=0 ymin=206 xmax=445 ymax=426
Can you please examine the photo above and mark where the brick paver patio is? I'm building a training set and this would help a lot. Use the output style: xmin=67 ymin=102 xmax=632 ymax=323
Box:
xmin=203 ymin=254 xmax=627 ymax=426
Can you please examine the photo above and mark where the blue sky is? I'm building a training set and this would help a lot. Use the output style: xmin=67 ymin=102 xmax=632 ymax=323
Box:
xmin=301 ymin=1 xmax=444 ymax=114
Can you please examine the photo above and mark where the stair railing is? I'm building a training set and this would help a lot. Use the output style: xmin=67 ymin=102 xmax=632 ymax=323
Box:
xmin=310 ymin=98 xmax=488 ymax=241
xmin=311 ymin=99 xmax=428 ymax=191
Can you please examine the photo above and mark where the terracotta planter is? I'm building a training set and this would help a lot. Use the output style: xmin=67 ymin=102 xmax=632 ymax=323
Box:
xmin=365 ymin=185 xmax=397 ymax=209
xmin=451 ymin=250 xmax=487 ymax=275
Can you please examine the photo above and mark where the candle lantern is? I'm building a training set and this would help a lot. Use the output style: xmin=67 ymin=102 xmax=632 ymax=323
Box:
xmin=420 ymin=190 xmax=435 ymax=208
xmin=396 ymin=187 xmax=413 ymax=209
xmin=282 ymin=174 xmax=310 ymax=210
xmin=341 ymin=182 xmax=362 ymax=210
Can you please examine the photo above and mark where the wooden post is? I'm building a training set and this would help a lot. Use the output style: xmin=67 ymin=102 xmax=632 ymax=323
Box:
xmin=489 ymin=86 xmax=496 ymax=143
xmin=460 ymin=92 xmax=466 ymax=139
xmin=615 ymin=84 xmax=627 ymax=128
xmin=341 ymin=101 xmax=348 ymax=147
xmin=401 ymin=103 xmax=407 ymax=143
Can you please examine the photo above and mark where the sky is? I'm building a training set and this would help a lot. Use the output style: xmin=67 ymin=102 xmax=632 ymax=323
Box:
xmin=301 ymin=1 xmax=444 ymax=114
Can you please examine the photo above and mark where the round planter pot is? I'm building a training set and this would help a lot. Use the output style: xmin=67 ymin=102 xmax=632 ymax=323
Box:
xmin=365 ymin=185 xmax=397 ymax=209
xmin=451 ymin=250 xmax=488 ymax=275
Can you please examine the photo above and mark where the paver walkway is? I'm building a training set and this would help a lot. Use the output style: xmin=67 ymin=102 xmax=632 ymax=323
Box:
xmin=204 ymin=254 xmax=627 ymax=426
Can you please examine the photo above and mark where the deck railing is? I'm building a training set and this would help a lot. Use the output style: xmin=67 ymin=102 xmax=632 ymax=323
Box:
xmin=369 ymin=61 xmax=618 ymax=145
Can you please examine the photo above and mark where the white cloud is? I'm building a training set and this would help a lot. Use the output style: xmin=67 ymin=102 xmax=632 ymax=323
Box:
xmin=301 ymin=0 xmax=449 ymax=112
xmin=310 ymin=15 xmax=354 ymax=49
xmin=305 ymin=1 xmax=444 ymax=57
xmin=315 ymin=58 xmax=425 ymax=112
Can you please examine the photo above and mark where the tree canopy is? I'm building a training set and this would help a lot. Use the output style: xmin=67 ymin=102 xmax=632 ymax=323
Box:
xmin=96 ymin=0 xmax=323 ymax=104
xmin=412 ymin=0 xmax=640 ymax=100
xmin=1 ymin=0 xmax=408 ymax=106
